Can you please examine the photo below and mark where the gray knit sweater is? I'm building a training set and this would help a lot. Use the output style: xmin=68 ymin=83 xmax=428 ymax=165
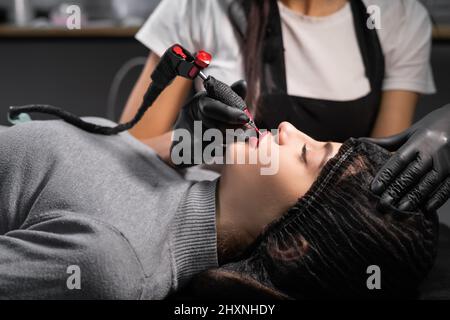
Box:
xmin=0 ymin=118 xmax=219 ymax=300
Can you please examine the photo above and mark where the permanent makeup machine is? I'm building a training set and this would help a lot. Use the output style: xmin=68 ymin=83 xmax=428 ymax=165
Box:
xmin=8 ymin=44 xmax=261 ymax=136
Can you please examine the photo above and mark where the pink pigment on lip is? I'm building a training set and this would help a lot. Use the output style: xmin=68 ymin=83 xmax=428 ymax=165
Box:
xmin=259 ymin=131 xmax=270 ymax=139
xmin=256 ymin=131 xmax=270 ymax=147
xmin=249 ymin=137 xmax=258 ymax=149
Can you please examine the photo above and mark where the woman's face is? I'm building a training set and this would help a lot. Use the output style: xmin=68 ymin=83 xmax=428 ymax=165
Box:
xmin=221 ymin=122 xmax=343 ymax=217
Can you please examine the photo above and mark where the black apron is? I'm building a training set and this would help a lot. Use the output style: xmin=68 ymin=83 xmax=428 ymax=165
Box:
xmin=253 ymin=0 xmax=385 ymax=142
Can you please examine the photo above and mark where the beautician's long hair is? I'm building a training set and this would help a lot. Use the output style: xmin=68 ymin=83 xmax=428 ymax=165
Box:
xmin=242 ymin=0 xmax=270 ymax=110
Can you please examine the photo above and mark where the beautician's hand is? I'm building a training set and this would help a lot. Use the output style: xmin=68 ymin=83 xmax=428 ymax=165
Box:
xmin=171 ymin=81 xmax=249 ymax=167
xmin=363 ymin=104 xmax=450 ymax=212
xmin=174 ymin=80 xmax=249 ymax=134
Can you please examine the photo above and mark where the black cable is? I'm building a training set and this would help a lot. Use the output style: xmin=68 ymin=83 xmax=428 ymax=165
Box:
xmin=8 ymin=83 xmax=164 ymax=136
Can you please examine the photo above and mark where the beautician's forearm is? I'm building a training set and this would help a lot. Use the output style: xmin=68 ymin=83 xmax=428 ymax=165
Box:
xmin=144 ymin=131 xmax=174 ymax=165
xmin=120 ymin=53 xmax=193 ymax=140
xmin=371 ymin=90 xmax=419 ymax=138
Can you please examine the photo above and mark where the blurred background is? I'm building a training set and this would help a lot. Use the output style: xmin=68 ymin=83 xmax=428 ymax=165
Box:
xmin=0 ymin=0 xmax=448 ymax=122
xmin=0 ymin=0 xmax=161 ymax=123
xmin=0 ymin=0 xmax=160 ymax=26
xmin=0 ymin=0 xmax=449 ymax=222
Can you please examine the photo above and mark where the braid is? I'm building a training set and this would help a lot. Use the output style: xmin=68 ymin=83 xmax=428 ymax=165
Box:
xmin=222 ymin=139 xmax=439 ymax=299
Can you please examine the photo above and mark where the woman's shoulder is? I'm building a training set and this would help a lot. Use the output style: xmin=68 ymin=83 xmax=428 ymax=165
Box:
xmin=144 ymin=0 xmax=230 ymax=25
xmin=362 ymin=0 xmax=430 ymax=22
xmin=188 ymin=0 xmax=233 ymax=21
xmin=159 ymin=0 xmax=231 ymax=16
xmin=362 ymin=0 xmax=426 ymax=10
xmin=362 ymin=0 xmax=432 ymax=47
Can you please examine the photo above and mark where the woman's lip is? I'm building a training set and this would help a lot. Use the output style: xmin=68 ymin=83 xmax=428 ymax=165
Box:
xmin=258 ymin=131 xmax=271 ymax=145
xmin=245 ymin=130 xmax=271 ymax=148
xmin=249 ymin=137 xmax=258 ymax=149
xmin=246 ymin=131 xmax=270 ymax=149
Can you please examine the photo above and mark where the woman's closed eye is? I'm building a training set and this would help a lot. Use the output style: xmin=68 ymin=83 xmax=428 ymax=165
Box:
xmin=299 ymin=142 xmax=334 ymax=170
xmin=301 ymin=144 xmax=308 ymax=164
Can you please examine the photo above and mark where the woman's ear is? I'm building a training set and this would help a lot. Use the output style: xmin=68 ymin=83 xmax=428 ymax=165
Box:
xmin=174 ymin=269 xmax=290 ymax=300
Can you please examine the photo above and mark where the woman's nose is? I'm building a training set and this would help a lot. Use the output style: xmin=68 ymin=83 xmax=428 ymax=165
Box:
xmin=278 ymin=122 xmax=318 ymax=146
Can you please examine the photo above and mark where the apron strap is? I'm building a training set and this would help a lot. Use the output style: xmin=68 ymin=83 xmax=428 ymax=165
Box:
xmin=261 ymin=0 xmax=288 ymax=94
xmin=228 ymin=0 xmax=248 ymax=40
xmin=228 ymin=0 xmax=288 ymax=94
xmin=259 ymin=0 xmax=385 ymax=95
xmin=350 ymin=0 xmax=385 ymax=90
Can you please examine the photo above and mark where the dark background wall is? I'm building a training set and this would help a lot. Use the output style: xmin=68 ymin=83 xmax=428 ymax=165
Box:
xmin=0 ymin=37 xmax=148 ymax=123
xmin=415 ymin=41 xmax=450 ymax=121
xmin=0 ymin=37 xmax=449 ymax=223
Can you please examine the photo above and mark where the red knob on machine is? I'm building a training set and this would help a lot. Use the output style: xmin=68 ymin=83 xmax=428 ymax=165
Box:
xmin=187 ymin=50 xmax=212 ymax=79
xmin=172 ymin=45 xmax=187 ymax=59
xmin=195 ymin=51 xmax=212 ymax=69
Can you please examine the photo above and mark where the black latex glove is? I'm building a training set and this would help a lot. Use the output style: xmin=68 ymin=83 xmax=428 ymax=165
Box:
xmin=362 ymin=104 xmax=450 ymax=212
xmin=174 ymin=80 xmax=249 ymax=133
xmin=171 ymin=80 xmax=250 ymax=167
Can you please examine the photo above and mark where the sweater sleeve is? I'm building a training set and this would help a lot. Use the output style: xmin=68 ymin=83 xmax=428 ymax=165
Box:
xmin=170 ymin=179 xmax=219 ymax=289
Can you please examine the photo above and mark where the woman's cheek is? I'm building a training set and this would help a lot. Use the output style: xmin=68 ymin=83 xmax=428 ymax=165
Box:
xmin=274 ymin=155 xmax=306 ymax=199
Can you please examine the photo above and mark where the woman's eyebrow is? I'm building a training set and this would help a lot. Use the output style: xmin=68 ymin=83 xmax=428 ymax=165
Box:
xmin=319 ymin=142 xmax=333 ymax=170
xmin=302 ymin=144 xmax=308 ymax=164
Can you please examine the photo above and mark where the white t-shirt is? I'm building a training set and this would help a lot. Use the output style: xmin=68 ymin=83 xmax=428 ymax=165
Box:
xmin=136 ymin=0 xmax=436 ymax=101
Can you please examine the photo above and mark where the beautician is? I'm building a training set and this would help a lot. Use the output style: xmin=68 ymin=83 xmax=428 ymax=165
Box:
xmin=122 ymin=0 xmax=449 ymax=213
xmin=122 ymin=0 xmax=435 ymax=142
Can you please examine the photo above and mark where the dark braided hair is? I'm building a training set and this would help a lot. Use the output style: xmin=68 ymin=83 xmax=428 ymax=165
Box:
xmin=220 ymin=139 xmax=439 ymax=299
